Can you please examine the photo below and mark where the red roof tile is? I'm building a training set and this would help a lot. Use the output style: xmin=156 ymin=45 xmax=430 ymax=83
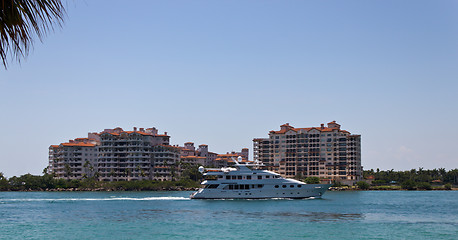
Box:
xmin=61 ymin=142 xmax=95 ymax=147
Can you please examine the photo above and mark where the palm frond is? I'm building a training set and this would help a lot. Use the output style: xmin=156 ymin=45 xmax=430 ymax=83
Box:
xmin=0 ymin=0 xmax=65 ymax=68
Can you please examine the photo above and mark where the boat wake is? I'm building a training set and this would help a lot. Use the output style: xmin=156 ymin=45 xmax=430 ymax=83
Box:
xmin=0 ymin=196 xmax=190 ymax=202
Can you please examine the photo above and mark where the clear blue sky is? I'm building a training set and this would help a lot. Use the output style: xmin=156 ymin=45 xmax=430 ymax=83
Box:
xmin=1 ymin=0 xmax=457 ymax=177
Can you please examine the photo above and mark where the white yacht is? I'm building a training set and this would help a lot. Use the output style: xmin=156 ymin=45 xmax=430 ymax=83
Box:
xmin=190 ymin=157 xmax=331 ymax=199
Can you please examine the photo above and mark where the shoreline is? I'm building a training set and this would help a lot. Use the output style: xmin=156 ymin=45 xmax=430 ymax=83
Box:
xmin=0 ymin=187 xmax=200 ymax=192
xmin=1 ymin=187 xmax=456 ymax=192
xmin=329 ymin=187 xmax=457 ymax=191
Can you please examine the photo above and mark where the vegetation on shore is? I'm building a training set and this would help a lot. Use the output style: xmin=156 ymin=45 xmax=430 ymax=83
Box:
xmin=1 ymin=167 xmax=457 ymax=191
xmin=0 ymin=171 xmax=201 ymax=192
xmin=331 ymin=168 xmax=457 ymax=191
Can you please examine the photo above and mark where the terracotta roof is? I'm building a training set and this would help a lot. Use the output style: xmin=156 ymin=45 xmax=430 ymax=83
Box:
xmin=270 ymin=126 xmax=351 ymax=134
xmin=124 ymin=131 xmax=151 ymax=136
xmin=50 ymin=145 xmax=60 ymax=148
xmin=321 ymin=128 xmax=338 ymax=132
xmin=61 ymin=142 xmax=96 ymax=147
xmin=101 ymin=130 xmax=168 ymax=137
xmin=217 ymin=154 xmax=240 ymax=157
xmin=102 ymin=132 xmax=120 ymax=136
xmin=165 ymin=145 xmax=182 ymax=149
xmin=181 ymin=156 xmax=206 ymax=159
xmin=154 ymin=166 xmax=170 ymax=169
xmin=155 ymin=144 xmax=179 ymax=149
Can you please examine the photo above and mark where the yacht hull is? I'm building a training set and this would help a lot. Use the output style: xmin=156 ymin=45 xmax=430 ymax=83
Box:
xmin=190 ymin=184 xmax=332 ymax=199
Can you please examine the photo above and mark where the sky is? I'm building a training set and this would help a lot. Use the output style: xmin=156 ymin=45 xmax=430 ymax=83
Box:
xmin=0 ymin=0 xmax=457 ymax=177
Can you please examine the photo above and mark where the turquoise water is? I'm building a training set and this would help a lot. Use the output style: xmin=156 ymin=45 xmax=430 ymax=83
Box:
xmin=0 ymin=191 xmax=457 ymax=239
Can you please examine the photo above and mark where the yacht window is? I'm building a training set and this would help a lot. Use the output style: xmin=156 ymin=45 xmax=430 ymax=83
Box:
xmin=237 ymin=176 xmax=242 ymax=180
xmin=206 ymin=184 xmax=219 ymax=189
xmin=246 ymin=176 xmax=251 ymax=180
xmin=228 ymin=185 xmax=234 ymax=190
xmin=275 ymin=185 xmax=279 ymax=188
xmin=290 ymin=185 xmax=294 ymax=188
xmin=258 ymin=184 xmax=263 ymax=188
xmin=258 ymin=176 xmax=262 ymax=179
xmin=234 ymin=185 xmax=239 ymax=190
xmin=232 ymin=176 xmax=237 ymax=180
xmin=265 ymin=176 xmax=270 ymax=179
xmin=226 ymin=176 xmax=231 ymax=180
xmin=282 ymin=185 xmax=286 ymax=188
xmin=298 ymin=185 xmax=302 ymax=188
xmin=218 ymin=175 xmax=223 ymax=178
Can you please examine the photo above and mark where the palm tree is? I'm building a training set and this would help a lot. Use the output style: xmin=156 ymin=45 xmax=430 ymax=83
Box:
xmin=64 ymin=163 xmax=71 ymax=180
xmin=1 ymin=0 xmax=66 ymax=68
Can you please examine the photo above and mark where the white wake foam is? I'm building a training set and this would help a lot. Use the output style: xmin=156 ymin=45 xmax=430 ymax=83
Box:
xmin=1 ymin=196 xmax=190 ymax=202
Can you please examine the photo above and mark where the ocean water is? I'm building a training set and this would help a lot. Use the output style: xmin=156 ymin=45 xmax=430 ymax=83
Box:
xmin=0 ymin=191 xmax=457 ymax=239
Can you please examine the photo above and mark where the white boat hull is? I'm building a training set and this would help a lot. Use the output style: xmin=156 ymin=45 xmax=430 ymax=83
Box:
xmin=190 ymin=184 xmax=331 ymax=199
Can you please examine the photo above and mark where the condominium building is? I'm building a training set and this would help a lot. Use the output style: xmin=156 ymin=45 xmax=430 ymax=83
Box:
xmin=214 ymin=149 xmax=250 ymax=168
xmin=151 ymin=145 xmax=182 ymax=181
xmin=48 ymin=138 xmax=98 ymax=180
xmin=253 ymin=121 xmax=362 ymax=184
xmin=97 ymin=127 xmax=176 ymax=181
xmin=177 ymin=142 xmax=247 ymax=168
xmin=49 ymin=127 xmax=250 ymax=181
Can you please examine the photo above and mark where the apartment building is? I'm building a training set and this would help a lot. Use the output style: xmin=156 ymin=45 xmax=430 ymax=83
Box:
xmin=213 ymin=149 xmax=250 ymax=168
xmin=97 ymin=127 xmax=176 ymax=181
xmin=48 ymin=138 xmax=98 ymax=180
xmin=179 ymin=142 xmax=220 ymax=167
xmin=49 ymin=127 xmax=250 ymax=181
xmin=253 ymin=121 xmax=362 ymax=185
xmin=151 ymin=145 xmax=182 ymax=181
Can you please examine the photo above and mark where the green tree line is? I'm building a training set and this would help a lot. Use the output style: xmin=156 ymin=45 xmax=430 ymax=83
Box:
xmin=362 ymin=168 xmax=457 ymax=190
xmin=0 ymin=168 xmax=202 ymax=191
xmin=364 ymin=168 xmax=458 ymax=184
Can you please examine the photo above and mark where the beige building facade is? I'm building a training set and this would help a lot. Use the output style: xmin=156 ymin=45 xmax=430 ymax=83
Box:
xmin=48 ymin=138 xmax=98 ymax=180
xmin=253 ymin=121 xmax=362 ymax=185
xmin=49 ymin=127 xmax=250 ymax=182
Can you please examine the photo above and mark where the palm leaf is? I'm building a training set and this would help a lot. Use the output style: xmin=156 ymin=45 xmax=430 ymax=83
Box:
xmin=0 ymin=0 xmax=65 ymax=68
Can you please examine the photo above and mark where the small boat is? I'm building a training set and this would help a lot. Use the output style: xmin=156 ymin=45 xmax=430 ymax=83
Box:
xmin=190 ymin=157 xmax=331 ymax=199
